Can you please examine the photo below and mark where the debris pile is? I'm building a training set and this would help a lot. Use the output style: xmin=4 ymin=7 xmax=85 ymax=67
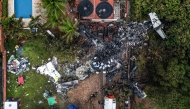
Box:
xmin=36 ymin=57 xmax=80 ymax=98
xmin=128 ymin=66 xmax=147 ymax=98
xmin=119 ymin=21 xmax=152 ymax=47
xmin=7 ymin=55 xmax=30 ymax=74
xmin=78 ymin=21 xmax=151 ymax=81
xmin=75 ymin=60 xmax=94 ymax=80
xmin=56 ymin=80 xmax=79 ymax=96
xmin=129 ymin=82 xmax=147 ymax=98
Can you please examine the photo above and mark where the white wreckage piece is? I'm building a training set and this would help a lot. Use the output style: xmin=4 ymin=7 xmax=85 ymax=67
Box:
xmin=149 ymin=12 xmax=166 ymax=39
xmin=37 ymin=62 xmax=61 ymax=83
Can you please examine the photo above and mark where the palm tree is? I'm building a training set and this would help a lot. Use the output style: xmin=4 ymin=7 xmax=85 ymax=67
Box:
xmin=0 ymin=14 xmax=23 ymax=38
xmin=58 ymin=18 xmax=79 ymax=44
xmin=27 ymin=15 xmax=48 ymax=38
xmin=41 ymin=0 xmax=67 ymax=27
xmin=46 ymin=16 xmax=60 ymax=28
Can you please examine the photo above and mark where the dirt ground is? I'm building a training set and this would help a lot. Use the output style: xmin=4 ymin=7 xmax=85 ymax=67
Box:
xmin=64 ymin=72 xmax=124 ymax=109
xmin=67 ymin=73 xmax=105 ymax=109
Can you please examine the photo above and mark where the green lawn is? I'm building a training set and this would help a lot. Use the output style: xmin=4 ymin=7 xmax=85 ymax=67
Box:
xmin=5 ymin=36 xmax=75 ymax=109
xmin=7 ymin=72 xmax=54 ymax=109
xmin=22 ymin=36 xmax=50 ymax=65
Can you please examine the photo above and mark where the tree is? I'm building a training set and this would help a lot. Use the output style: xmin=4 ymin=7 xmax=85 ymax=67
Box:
xmin=131 ymin=0 xmax=190 ymax=108
xmin=41 ymin=0 xmax=67 ymax=28
xmin=58 ymin=18 xmax=79 ymax=44
xmin=22 ymin=15 xmax=48 ymax=38
xmin=0 ymin=14 xmax=23 ymax=38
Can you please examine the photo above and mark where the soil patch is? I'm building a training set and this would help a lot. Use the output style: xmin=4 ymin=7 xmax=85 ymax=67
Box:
xmin=67 ymin=73 xmax=104 ymax=109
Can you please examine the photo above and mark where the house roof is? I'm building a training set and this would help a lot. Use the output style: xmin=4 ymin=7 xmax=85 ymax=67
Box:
xmin=76 ymin=0 xmax=114 ymax=19
xmin=4 ymin=101 xmax=18 ymax=109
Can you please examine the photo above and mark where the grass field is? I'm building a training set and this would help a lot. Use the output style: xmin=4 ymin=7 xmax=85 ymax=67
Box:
xmin=5 ymin=36 xmax=75 ymax=109
xmin=7 ymin=72 xmax=55 ymax=109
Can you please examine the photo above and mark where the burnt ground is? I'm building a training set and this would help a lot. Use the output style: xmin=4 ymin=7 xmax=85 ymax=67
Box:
xmin=64 ymin=72 xmax=124 ymax=109
xmin=67 ymin=73 xmax=105 ymax=109
xmin=64 ymin=48 xmax=128 ymax=109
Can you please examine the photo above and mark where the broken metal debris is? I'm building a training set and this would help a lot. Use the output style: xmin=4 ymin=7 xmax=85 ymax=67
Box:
xmin=7 ymin=55 xmax=30 ymax=74
xmin=77 ymin=21 xmax=151 ymax=81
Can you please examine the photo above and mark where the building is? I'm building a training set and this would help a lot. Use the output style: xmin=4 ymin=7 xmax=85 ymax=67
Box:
xmin=75 ymin=0 xmax=122 ymax=22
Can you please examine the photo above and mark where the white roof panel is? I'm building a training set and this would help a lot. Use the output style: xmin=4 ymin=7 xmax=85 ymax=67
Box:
xmin=4 ymin=101 xmax=18 ymax=109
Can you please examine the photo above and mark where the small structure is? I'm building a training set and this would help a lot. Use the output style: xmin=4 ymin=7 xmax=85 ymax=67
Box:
xmin=104 ymin=94 xmax=116 ymax=109
xmin=37 ymin=62 xmax=61 ymax=83
xmin=149 ymin=12 xmax=166 ymax=39
xmin=76 ymin=0 xmax=120 ymax=22
xmin=4 ymin=98 xmax=21 ymax=109
xmin=4 ymin=101 xmax=18 ymax=109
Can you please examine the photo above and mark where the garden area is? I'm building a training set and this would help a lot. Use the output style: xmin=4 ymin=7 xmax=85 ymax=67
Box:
xmin=1 ymin=0 xmax=80 ymax=109
xmin=5 ymin=34 xmax=78 ymax=109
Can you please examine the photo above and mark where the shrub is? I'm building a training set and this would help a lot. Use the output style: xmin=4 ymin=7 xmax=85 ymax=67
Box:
xmin=2 ymin=0 xmax=8 ymax=17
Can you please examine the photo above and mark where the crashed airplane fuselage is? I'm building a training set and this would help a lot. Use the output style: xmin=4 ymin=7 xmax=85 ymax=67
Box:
xmin=149 ymin=12 xmax=166 ymax=39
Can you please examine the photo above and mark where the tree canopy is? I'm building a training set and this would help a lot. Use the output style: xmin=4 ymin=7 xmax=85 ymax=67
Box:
xmin=131 ymin=0 xmax=190 ymax=108
xmin=58 ymin=18 xmax=79 ymax=44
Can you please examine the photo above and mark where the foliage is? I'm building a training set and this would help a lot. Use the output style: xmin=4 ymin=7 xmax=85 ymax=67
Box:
xmin=41 ymin=0 xmax=67 ymax=28
xmin=2 ymin=0 xmax=8 ymax=17
xmin=22 ymin=37 xmax=50 ymax=65
xmin=0 ymin=14 xmax=24 ymax=38
xmin=22 ymin=35 xmax=76 ymax=64
xmin=46 ymin=16 xmax=60 ymax=28
xmin=58 ymin=18 xmax=79 ymax=44
xmin=0 ymin=15 xmax=47 ymax=39
xmin=131 ymin=0 xmax=190 ymax=108
xmin=26 ymin=15 xmax=48 ymax=38
xmin=131 ymin=0 xmax=190 ymax=46
xmin=47 ymin=37 xmax=78 ymax=62
xmin=40 ymin=0 xmax=79 ymax=44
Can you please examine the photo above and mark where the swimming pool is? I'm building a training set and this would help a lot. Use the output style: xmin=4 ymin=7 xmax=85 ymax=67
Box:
xmin=14 ymin=0 xmax=32 ymax=18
